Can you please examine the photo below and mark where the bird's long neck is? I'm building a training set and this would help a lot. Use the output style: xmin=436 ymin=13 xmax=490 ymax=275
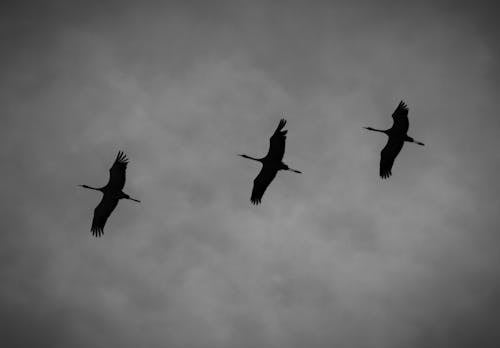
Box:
xmin=364 ymin=127 xmax=388 ymax=134
xmin=239 ymin=154 xmax=263 ymax=163
xmin=80 ymin=185 xmax=103 ymax=192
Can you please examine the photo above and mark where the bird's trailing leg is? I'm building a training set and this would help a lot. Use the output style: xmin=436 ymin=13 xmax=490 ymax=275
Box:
xmin=405 ymin=136 xmax=425 ymax=146
xmin=123 ymin=193 xmax=141 ymax=203
xmin=283 ymin=163 xmax=302 ymax=174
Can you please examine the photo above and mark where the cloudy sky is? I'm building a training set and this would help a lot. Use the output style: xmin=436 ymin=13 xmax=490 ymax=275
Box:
xmin=1 ymin=1 xmax=500 ymax=347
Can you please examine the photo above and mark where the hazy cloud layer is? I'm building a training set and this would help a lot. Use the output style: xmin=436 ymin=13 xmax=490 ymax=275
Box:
xmin=1 ymin=1 xmax=500 ymax=347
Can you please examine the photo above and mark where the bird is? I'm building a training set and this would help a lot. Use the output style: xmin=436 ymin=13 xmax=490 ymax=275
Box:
xmin=79 ymin=151 xmax=140 ymax=237
xmin=364 ymin=101 xmax=425 ymax=179
xmin=239 ymin=119 xmax=302 ymax=204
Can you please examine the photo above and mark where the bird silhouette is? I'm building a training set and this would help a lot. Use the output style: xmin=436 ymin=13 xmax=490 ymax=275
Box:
xmin=239 ymin=119 xmax=302 ymax=204
xmin=364 ymin=101 xmax=425 ymax=178
xmin=79 ymin=151 xmax=140 ymax=237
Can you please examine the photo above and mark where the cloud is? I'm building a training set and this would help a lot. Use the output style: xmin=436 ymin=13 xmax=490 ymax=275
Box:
xmin=1 ymin=1 xmax=499 ymax=347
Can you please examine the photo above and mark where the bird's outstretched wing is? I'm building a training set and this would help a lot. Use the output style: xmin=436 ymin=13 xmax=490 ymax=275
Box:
xmin=380 ymin=137 xmax=404 ymax=179
xmin=107 ymin=151 xmax=128 ymax=190
xmin=91 ymin=194 xmax=119 ymax=237
xmin=266 ymin=119 xmax=287 ymax=161
xmin=390 ymin=101 xmax=409 ymax=134
xmin=250 ymin=166 xmax=278 ymax=204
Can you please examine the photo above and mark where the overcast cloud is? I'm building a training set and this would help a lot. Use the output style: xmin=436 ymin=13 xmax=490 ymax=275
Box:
xmin=1 ymin=1 xmax=500 ymax=347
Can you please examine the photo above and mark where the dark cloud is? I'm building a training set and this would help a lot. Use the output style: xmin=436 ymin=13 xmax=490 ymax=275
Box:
xmin=1 ymin=1 xmax=499 ymax=347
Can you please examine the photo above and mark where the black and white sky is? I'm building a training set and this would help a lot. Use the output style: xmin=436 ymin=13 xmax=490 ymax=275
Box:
xmin=1 ymin=1 xmax=500 ymax=347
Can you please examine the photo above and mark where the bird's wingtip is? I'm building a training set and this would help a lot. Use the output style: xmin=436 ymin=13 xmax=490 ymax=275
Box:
xmin=115 ymin=150 xmax=129 ymax=164
xmin=278 ymin=118 xmax=287 ymax=129
xmin=398 ymin=100 xmax=408 ymax=109
xmin=91 ymin=226 xmax=103 ymax=237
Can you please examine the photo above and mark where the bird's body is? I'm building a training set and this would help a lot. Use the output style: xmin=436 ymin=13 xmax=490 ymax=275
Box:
xmin=239 ymin=119 xmax=301 ymax=204
xmin=79 ymin=151 xmax=140 ymax=237
xmin=365 ymin=101 xmax=424 ymax=178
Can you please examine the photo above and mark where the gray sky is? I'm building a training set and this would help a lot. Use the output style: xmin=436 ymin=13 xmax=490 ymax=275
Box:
xmin=1 ymin=1 xmax=500 ymax=347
